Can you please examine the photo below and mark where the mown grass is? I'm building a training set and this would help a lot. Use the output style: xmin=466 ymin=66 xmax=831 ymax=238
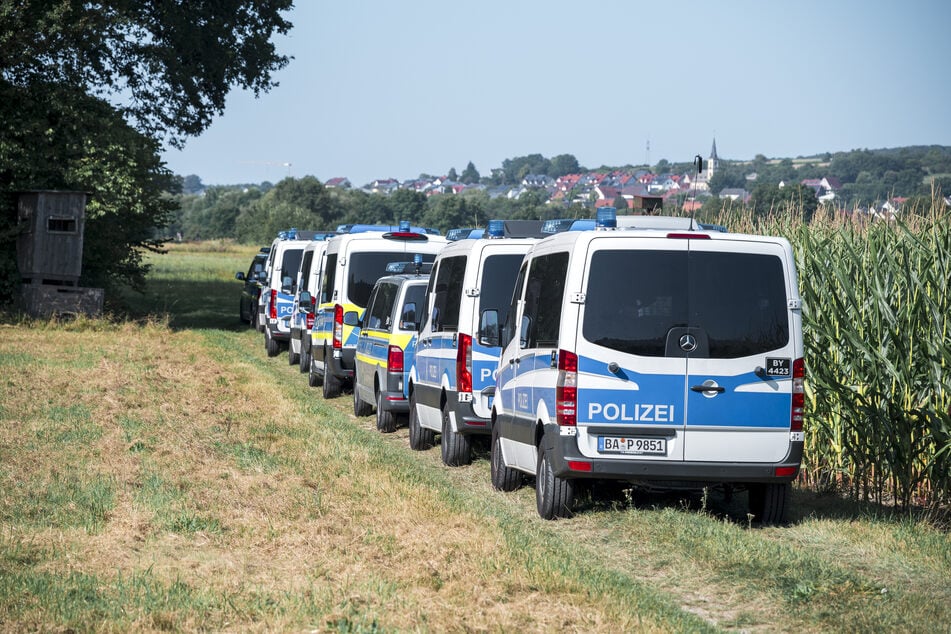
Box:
xmin=0 ymin=240 xmax=948 ymax=632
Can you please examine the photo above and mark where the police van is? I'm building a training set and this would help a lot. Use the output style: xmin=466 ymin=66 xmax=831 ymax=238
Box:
xmin=491 ymin=209 xmax=805 ymax=522
xmin=289 ymin=236 xmax=334 ymax=374
xmin=309 ymin=223 xmax=447 ymax=399
xmin=353 ymin=261 xmax=431 ymax=432
xmin=409 ymin=220 xmax=549 ymax=466
xmin=260 ymin=229 xmax=318 ymax=357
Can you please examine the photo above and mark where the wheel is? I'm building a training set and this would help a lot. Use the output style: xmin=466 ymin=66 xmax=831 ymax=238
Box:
xmin=353 ymin=371 xmax=373 ymax=417
xmin=308 ymin=355 xmax=321 ymax=388
xmin=440 ymin=400 xmax=471 ymax=467
xmin=322 ymin=351 xmax=342 ymax=399
xmin=264 ymin=328 xmax=280 ymax=357
xmin=299 ymin=343 xmax=311 ymax=374
xmin=408 ymin=390 xmax=434 ymax=450
xmin=491 ymin=424 xmax=522 ymax=491
xmin=376 ymin=389 xmax=396 ymax=433
xmin=536 ymin=446 xmax=574 ymax=520
xmin=748 ymin=482 xmax=789 ymax=525
xmin=288 ymin=337 xmax=300 ymax=366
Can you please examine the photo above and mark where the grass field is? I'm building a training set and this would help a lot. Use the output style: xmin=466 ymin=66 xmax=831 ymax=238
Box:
xmin=1 ymin=241 xmax=949 ymax=632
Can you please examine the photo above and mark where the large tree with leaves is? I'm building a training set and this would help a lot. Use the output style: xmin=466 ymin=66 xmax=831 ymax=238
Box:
xmin=0 ymin=0 xmax=293 ymax=303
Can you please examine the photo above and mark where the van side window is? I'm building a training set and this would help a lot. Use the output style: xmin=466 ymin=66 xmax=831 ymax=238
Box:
xmin=522 ymin=252 xmax=569 ymax=348
xmin=366 ymin=282 xmax=396 ymax=331
xmin=299 ymin=251 xmax=314 ymax=292
xmin=501 ymin=262 xmax=527 ymax=348
xmin=320 ymin=253 xmax=338 ymax=303
xmin=430 ymin=255 xmax=466 ymax=332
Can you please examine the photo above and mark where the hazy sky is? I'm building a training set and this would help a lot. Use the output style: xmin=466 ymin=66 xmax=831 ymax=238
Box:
xmin=161 ymin=0 xmax=951 ymax=187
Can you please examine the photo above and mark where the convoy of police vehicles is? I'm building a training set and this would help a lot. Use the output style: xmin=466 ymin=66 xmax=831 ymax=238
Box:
xmin=237 ymin=210 xmax=805 ymax=524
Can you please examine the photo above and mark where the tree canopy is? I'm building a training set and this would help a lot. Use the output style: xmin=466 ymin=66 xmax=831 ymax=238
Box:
xmin=0 ymin=1 xmax=294 ymax=304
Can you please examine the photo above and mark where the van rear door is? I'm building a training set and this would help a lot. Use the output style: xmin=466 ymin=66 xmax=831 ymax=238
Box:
xmin=682 ymin=239 xmax=797 ymax=462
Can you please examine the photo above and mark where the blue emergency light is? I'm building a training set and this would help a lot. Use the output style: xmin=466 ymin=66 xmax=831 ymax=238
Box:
xmin=596 ymin=208 xmax=617 ymax=229
xmin=399 ymin=220 xmax=411 ymax=232
xmin=487 ymin=220 xmax=505 ymax=238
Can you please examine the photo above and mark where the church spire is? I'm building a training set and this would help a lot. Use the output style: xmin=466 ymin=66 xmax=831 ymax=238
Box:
xmin=710 ymin=137 xmax=718 ymax=161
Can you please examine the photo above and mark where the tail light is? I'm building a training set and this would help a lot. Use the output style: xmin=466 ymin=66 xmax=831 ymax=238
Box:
xmin=269 ymin=289 xmax=278 ymax=319
xmin=305 ymin=312 xmax=315 ymax=330
xmin=332 ymin=304 xmax=343 ymax=349
xmin=556 ymin=349 xmax=578 ymax=426
xmin=387 ymin=345 xmax=404 ymax=373
xmin=791 ymin=358 xmax=805 ymax=431
xmin=456 ymin=333 xmax=472 ymax=395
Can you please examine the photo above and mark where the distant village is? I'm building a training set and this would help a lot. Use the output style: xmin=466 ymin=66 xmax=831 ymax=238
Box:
xmin=320 ymin=140 xmax=871 ymax=214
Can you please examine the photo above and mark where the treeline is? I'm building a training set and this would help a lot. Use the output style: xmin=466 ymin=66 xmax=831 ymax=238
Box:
xmin=710 ymin=145 xmax=951 ymax=205
xmin=168 ymin=177 xmax=574 ymax=244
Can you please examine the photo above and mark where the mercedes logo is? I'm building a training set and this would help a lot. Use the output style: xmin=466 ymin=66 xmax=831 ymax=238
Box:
xmin=679 ymin=334 xmax=698 ymax=352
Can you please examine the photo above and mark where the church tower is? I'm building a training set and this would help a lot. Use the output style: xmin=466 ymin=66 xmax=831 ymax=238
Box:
xmin=707 ymin=138 xmax=719 ymax=180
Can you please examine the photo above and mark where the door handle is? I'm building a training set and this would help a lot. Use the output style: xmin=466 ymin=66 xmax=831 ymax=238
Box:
xmin=691 ymin=384 xmax=725 ymax=393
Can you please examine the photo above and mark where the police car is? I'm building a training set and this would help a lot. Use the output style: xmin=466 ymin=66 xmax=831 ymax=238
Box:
xmin=260 ymin=229 xmax=318 ymax=357
xmin=288 ymin=236 xmax=334 ymax=373
xmin=309 ymin=223 xmax=447 ymax=399
xmin=353 ymin=259 xmax=431 ymax=432
xmin=409 ymin=220 xmax=550 ymax=466
xmin=491 ymin=209 xmax=805 ymax=522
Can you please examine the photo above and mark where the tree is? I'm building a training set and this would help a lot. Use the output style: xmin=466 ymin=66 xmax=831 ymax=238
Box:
xmin=447 ymin=167 xmax=458 ymax=182
xmin=460 ymin=161 xmax=480 ymax=184
xmin=0 ymin=1 xmax=292 ymax=147
xmin=550 ymin=154 xmax=580 ymax=178
xmin=1 ymin=2 xmax=293 ymax=304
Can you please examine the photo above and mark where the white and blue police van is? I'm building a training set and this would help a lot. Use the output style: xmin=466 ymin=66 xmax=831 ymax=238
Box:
xmin=310 ymin=223 xmax=447 ymax=399
xmin=289 ymin=235 xmax=335 ymax=374
xmin=409 ymin=220 xmax=551 ymax=466
xmin=491 ymin=209 xmax=805 ymax=522
xmin=260 ymin=229 xmax=320 ymax=357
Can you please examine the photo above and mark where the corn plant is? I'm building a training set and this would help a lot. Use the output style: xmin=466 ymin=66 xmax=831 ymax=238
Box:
xmin=715 ymin=200 xmax=951 ymax=511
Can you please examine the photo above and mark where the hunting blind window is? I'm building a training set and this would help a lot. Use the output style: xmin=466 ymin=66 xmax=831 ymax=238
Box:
xmin=47 ymin=217 xmax=77 ymax=233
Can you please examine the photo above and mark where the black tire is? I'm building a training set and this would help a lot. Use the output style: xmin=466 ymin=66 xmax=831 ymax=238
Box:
xmin=408 ymin=390 xmax=434 ymax=450
xmin=299 ymin=344 xmax=311 ymax=374
xmin=264 ymin=328 xmax=280 ymax=357
xmin=322 ymin=351 xmax=342 ymax=399
xmin=353 ymin=371 xmax=373 ymax=417
xmin=536 ymin=446 xmax=574 ymax=520
xmin=748 ymin=482 xmax=790 ymax=525
xmin=288 ymin=338 xmax=300 ymax=366
xmin=440 ymin=400 xmax=471 ymax=467
xmin=376 ymin=389 xmax=397 ymax=433
xmin=491 ymin=424 xmax=522 ymax=491
xmin=308 ymin=356 xmax=321 ymax=388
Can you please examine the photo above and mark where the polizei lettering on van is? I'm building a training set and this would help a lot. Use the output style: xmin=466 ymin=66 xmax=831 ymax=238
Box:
xmin=588 ymin=402 xmax=676 ymax=423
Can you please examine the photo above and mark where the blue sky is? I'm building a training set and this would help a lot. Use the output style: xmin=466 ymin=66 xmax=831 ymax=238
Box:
xmin=161 ymin=0 xmax=951 ymax=187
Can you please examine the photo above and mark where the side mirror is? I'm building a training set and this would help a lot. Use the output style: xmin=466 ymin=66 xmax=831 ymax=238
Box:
xmin=399 ymin=302 xmax=417 ymax=330
xmin=479 ymin=309 xmax=500 ymax=347
xmin=299 ymin=291 xmax=312 ymax=308
xmin=281 ymin=275 xmax=293 ymax=294
xmin=343 ymin=311 xmax=360 ymax=327
xmin=235 ymin=272 xmax=246 ymax=281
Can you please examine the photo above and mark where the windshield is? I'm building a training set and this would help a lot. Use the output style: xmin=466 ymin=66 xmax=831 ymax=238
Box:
xmin=347 ymin=252 xmax=436 ymax=308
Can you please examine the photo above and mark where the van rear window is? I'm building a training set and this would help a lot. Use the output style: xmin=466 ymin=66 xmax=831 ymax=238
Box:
xmin=583 ymin=250 xmax=788 ymax=358
xmin=347 ymin=252 xmax=436 ymax=308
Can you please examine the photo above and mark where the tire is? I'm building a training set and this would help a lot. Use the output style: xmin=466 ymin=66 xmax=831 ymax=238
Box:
xmin=322 ymin=351 xmax=342 ymax=399
xmin=440 ymin=400 xmax=471 ymax=467
xmin=308 ymin=356 xmax=321 ymax=388
xmin=748 ymin=482 xmax=789 ymax=525
xmin=376 ymin=389 xmax=396 ymax=433
xmin=353 ymin=371 xmax=373 ymax=417
xmin=288 ymin=337 xmax=300 ymax=366
xmin=264 ymin=328 xmax=280 ymax=357
xmin=536 ymin=446 xmax=574 ymax=520
xmin=408 ymin=390 xmax=434 ymax=450
xmin=491 ymin=424 xmax=522 ymax=491
xmin=299 ymin=344 xmax=311 ymax=374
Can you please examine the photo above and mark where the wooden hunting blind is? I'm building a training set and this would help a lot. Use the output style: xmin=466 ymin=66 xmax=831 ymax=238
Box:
xmin=16 ymin=191 xmax=103 ymax=317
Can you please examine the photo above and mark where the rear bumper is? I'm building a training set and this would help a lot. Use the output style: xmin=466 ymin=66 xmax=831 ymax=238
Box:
xmin=547 ymin=432 xmax=803 ymax=484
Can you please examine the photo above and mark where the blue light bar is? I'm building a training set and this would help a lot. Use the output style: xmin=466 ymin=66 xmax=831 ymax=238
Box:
xmin=413 ymin=253 xmax=423 ymax=265
xmin=399 ymin=219 xmax=411 ymax=232
xmin=596 ymin=208 xmax=617 ymax=229
xmin=487 ymin=220 xmax=505 ymax=238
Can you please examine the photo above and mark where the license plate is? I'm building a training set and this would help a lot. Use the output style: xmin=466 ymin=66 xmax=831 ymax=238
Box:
xmin=598 ymin=436 xmax=667 ymax=455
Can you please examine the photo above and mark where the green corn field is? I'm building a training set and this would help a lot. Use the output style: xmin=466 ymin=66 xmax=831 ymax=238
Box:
xmin=712 ymin=196 xmax=951 ymax=513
